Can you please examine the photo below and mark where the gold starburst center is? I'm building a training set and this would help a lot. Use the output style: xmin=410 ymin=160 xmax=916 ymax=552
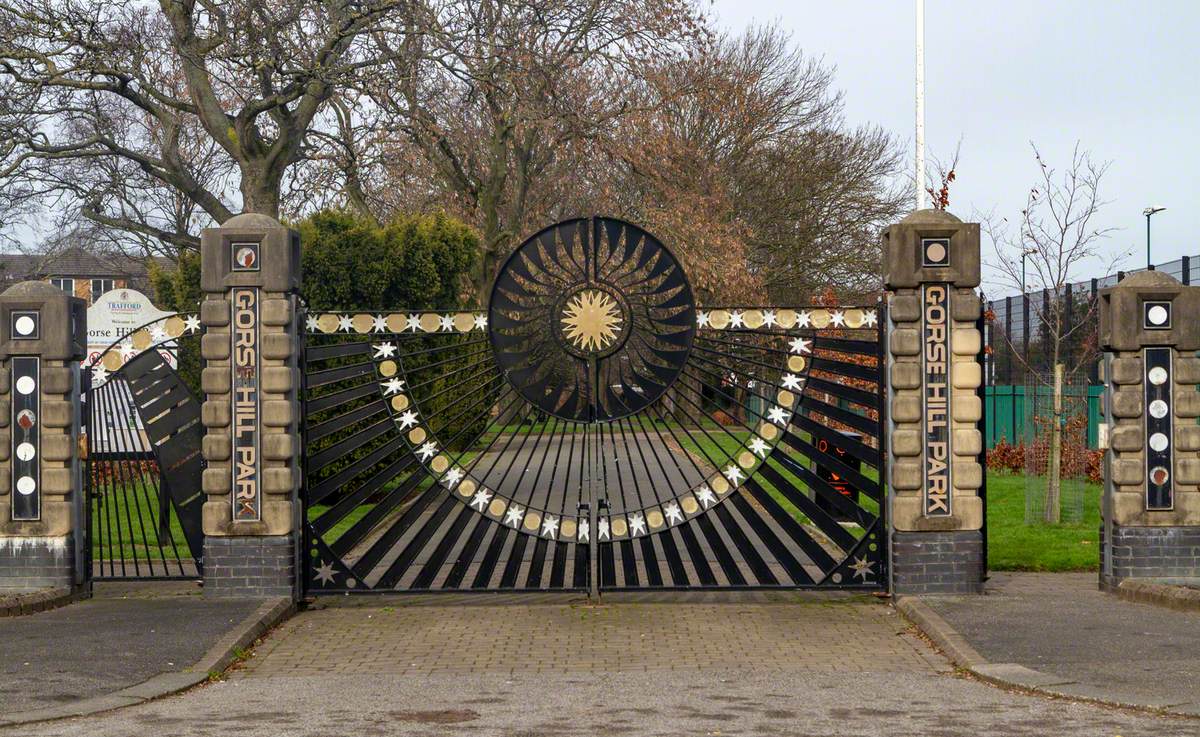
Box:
xmin=561 ymin=289 xmax=623 ymax=353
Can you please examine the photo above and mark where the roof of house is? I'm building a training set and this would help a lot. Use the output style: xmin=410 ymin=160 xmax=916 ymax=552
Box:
xmin=0 ymin=247 xmax=169 ymax=280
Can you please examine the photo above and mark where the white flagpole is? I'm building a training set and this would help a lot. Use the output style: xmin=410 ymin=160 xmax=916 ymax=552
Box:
xmin=915 ymin=0 xmax=927 ymax=210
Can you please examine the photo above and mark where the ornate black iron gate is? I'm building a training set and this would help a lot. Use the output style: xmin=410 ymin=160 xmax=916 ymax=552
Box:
xmin=84 ymin=314 xmax=206 ymax=579
xmin=302 ymin=217 xmax=887 ymax=593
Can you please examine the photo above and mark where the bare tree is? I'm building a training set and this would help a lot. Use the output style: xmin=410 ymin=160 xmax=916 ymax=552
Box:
xmin=361 ymin=0 xmax=706 ymax=296
xmin=0 ymin=0 xmax=407 ymax=252
xmin=985 ymin=142 xmax=1121 ymax=523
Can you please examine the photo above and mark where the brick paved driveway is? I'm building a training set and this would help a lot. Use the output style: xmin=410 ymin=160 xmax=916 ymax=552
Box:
xmin=235 ymin=592 xmax=946 ymax=678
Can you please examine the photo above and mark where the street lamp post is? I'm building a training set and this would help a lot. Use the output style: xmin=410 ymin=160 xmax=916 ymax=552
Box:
xmin=1021 ymin=247 xmax=1037 ymax=295
xmin=1144 ymin=206 xmax=1166 ymax=269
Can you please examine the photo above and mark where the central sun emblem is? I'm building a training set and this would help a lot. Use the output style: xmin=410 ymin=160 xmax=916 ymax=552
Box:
xmin=560 ymin=289 xmax=623 ymax=353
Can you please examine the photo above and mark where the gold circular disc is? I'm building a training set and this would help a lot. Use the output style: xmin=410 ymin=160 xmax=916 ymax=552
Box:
xmin=738 ymin=451 xmax=756 ymax=469
xmin=759 ymin=422 xmax=779 ymax=440
xmin=408 ymin=427 xmax=427 ymax=444
xmin=560 ymin=519 xmax=577 ymax=538
xmin=647 ymin=509 xmax=665 ymax=528
xmin=776 ymin=309 xmax=797 ymax=328
xmin=787 ymin=355 xmax=806 ymax=372
xmin=102 ymin=352 xmax=123 ymax=371
xmin=391 ymin=394 xmax=410 ymax=411
xmin=681 ymin=496 xmax=699 ymax=514
xmin=810 ymin=309 xmax=831 ymax=328
xmin=130 ymin=329 xmax=151 ymax=350
xmin=523 ymin=512 xmax=541 ymax=531
xmin=711 ymin=476 xmax=730 ymax=494
xmin=488 ymin=498 xmax=507 ymax=517
xmin=164 ymin=315 xmax=186 ymax=337
xmin=453 ymin=312 xmax=475 ymax=332
xmin=458 ymin=478 xmax=476 ymax=497
xmin=431 ymin=455 xmax=449 ymax=473
xmin=386 ymin=313 xmax=407 ymax=332
xmin=707 ymin=310 xmax=731 ymax=330
xmin=844 ymin=308 xmax=865 ymax=328
xmin=317 ymin=314 xmax=339 ymax=333
xmin=742 ymin=310 xmax=764 ymax=329
xmin=351 ymin=314 xmax=373 ymax=333
xmin=419 ymin=313 xmax=442 ymax=332
xmin=611 ymin=518 xmax=628 ymax=537
xmin=378 ymin=360 xmax=398 ymax=377
xmin=777 ymin=390 xmax=795 ymax=407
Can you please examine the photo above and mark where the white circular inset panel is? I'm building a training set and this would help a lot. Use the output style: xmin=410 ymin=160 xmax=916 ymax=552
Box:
xmin=13 ymin=315 xmax=35 ymax=336
xmin=15 ymin=476 xmax=35 ymax=495
xmin=16 ymin=442 xmax=35 ymax=461
xmin=1150 ymin=399 xmax=1169 ymax=419
xmin=15 ymin=375 xmax=35 ymax=395
xmin=1150 ymin=432 xmax=1170 ymax=452
xmin=1148 ymin=305 xmax=1169 ymax=326
xmin=1148 ymin=366 xmax=1169 ymax=385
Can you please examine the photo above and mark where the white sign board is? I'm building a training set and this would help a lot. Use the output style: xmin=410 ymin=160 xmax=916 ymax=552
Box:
xmin=84 ymin=289 xmax=177 ymax=454
xmin=85 ymin=288 xmax=176 ymax=369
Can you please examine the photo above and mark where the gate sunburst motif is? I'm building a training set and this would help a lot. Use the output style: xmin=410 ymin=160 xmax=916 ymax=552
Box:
xmin=301 ymin=216 xmax=887 ymax=594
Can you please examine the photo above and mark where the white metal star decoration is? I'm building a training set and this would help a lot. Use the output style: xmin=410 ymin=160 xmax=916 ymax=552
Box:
xmin=762 ymin=310 xmax=777 ymax=327
xmin=373 ymin=342 xmax=397 ymax=359
xmin=664 ymin=501 xmax=683 ymax=525
xmin=442 ymin=467 xmax=464 ymax=487
xmin=183 ymin=315 xmax=202 ymax=333
xmin=788 ymin=336 xmax=811 ymax=354
xmin=628 ymin=512 xmax=647 ymax=536
xmin=781 ymin=373 xmax=803 ymax=391
xmin=337 ymin=314 xmax=354 ymax=332
xmin=598 ymin=517 xmax=611 ymax=540
xmin=313 ymin=560 xmax=336 ymax=585
xmin=405 ymin=314 xmax=422 ymax=332
xmin=416 ymin=441 xmax=438 ymax=461
xmin=396 ymin=410 xmax=419 ymax=430
xmin=795 ymin=311 xmax=812 ymax=328
xmin=728 ymin=310 xmax=745 ymax=329
xmin=830 ymin=310 xmax=846 ymax=327
xmin=473 ymin=313 xmax=488 ymax=330
xmin=372 ymin=314 xmax=388 ymax=332
xmin=504 ymin=504 xmax=524 ymax=527
xmin=120 ymin=342 xmax=138 ymax=361
xmin=91 ymin=366 xmax=109 ymax=386
xmin=723 ymin=464 xmax=744 ymax=485
xmin=150 ymin=325 xmax=168 ymax=342
xmin=863 ymin=310 xmax=878 ymax=327
xmin=695 ymin=487 xmax=717 ymax=509
xmin=470 ymin=488 xmax=493 ymax=511
xmin=848 ymin=556 xmax=874 ymax=581
xmin=748 ymin=436 xmax=770 ymax=458
xmin=541 ymin=515 xmax=560 ymax=539
xmin=438 ymin=314 xmax=454 ymax=331
xmin=382 ymin=377 xmax=406 ymax=395
xmin=767 ymin=406 xmax=789 ymax=426
xmin=696 ymin=311 xmax=711 ymax=328
xmin=577 ymin=518 xmax=590 ymax=542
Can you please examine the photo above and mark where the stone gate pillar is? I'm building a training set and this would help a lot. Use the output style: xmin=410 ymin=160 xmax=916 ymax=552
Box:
xmin=883 ymin=210 xmax=985 ymax=594
xmin=200 ymin=214 xmax=302 ymax=598
xmin=1099 ymin=270 xmax=1200 ymax=588
xmin=0 ymin=283 xmax=86 ymax=591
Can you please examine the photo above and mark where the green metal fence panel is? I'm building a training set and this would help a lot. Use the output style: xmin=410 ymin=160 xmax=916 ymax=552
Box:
xmin=985 ymin=384 xmax=1103 ymax=450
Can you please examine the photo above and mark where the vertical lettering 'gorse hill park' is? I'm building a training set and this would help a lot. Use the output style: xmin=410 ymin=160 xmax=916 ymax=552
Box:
xmin=0 ymin=2 xmax=1197 ymax=735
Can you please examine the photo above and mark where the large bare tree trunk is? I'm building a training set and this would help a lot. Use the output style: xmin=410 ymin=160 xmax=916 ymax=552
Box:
xmin=1044 ymin=362 xmax=1064 ymax=523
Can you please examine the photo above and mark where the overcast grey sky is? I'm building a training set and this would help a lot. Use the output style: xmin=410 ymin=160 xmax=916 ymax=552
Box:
xmin=710 ymin=0 xmax=1199 ymax=294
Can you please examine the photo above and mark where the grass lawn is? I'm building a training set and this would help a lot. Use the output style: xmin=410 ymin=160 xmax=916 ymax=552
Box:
xmin=986 ymin=471 xmax=1101 ymax=572
xmin=91 ymin=477 xmax=192 ymax=561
